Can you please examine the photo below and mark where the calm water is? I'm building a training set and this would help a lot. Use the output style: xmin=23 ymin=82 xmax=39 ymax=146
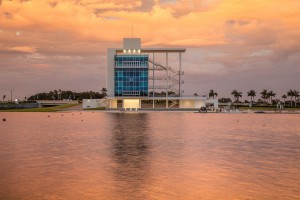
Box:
xmin=0 ymin=112 xmax=299 ymax=200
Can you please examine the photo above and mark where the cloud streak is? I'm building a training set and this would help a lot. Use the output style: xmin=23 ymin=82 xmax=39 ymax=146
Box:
xmin=0 ymin=0 xmax=299 ymax=99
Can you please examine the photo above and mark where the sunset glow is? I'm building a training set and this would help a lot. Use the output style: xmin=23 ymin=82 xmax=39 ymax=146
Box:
xmin=0 ymin=0 xmax=299 ymax=99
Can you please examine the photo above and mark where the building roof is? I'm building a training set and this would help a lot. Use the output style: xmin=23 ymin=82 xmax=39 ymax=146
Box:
xmin=115 ymin=48 xmax=186 ymax=53
xmin=141 ymin=48 xmax=186 ymax=53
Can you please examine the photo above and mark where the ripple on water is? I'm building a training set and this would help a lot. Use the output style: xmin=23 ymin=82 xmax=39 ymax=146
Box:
xmin=0 ymin=112 xmax=299 ymax=199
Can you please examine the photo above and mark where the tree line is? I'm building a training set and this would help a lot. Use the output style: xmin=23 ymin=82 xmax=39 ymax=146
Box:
xmin=2 ymin=88 xmax=299 ymax=107
xmin=27 ymin=88 xmax=107 ymax=101
xmin=207 ymin=89 xmax=299 ymax=106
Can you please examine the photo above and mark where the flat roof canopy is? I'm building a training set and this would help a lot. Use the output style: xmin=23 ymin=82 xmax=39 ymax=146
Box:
xmin=141 ymin=48 xmax=186 ymax=53
xmin=107 ymin=96 xmax=206 ymax=100
xmin=115 ymin=48 xmax=186 ymax=53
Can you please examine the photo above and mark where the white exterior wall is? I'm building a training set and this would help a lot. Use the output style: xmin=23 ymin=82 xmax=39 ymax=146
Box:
xmin=123 ymin=99 xmax=141 ymax=109
xmin=194 ymin=100 xmax=206 ymax=108
xmin=107 ymin=48 xmax=116 ymax=97
xmin=83 ymin=99 xmax=101 ymax=109
xmin=109 ymin=99 xmax=118 ymax=108
xmin=206 ymin=99 xmax=219 ymax=108
xmin=179 ymin=100 xmax=195 ymax=108
xmin=123 ymin=38 xmax=141 ymax=49
xmin=179 ymin=99 xmax=210 ymax=108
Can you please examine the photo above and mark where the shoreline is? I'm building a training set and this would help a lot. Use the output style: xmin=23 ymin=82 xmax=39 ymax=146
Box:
xmin=100 ymin=110 xmax=300 ymax=114
xmin=0 ymin=103 xmax=300 ymax=114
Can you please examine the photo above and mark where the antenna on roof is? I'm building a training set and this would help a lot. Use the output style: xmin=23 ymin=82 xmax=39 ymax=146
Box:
xmin=131 ymin=25 xmax=133 ymax=38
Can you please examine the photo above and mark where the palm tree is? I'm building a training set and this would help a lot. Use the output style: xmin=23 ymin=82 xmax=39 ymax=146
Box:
xmin=287 ymin=89 xmax=294 ymax=106
xmin=2 ymin=94 xmax=5 ymax=102
xmin=231 ymin=90 xmax=242 ymax=103
xmin=231 ymin=90 xmax=237 ymax=102
xmin=267 ymin=91 xmax=276 ymax=104
xmin=294 ymin=90 xmax=299 ymax=107
xmin=247 ymin=90 xmax=256 ymax=106
xmin=260 ymin=89 xmax=268 ymax=103
xmin=208 ymin=89 xmax=218 ymax=99
xmin=54 ymin=90 xmax=58 ymax=100
xmin=101 ymin=88 xmax=107 ymax=97
xmin=282 ymin=94 xmax=287 ymax=105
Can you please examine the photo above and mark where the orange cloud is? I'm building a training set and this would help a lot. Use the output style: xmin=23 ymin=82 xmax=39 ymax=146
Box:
xmin=1 ymin=0 xmax=299 ymax=47
xmin=9 ymin=46 xmax=36 ymax=53
xmin=0 ymin=0 xmax=299 ymax=98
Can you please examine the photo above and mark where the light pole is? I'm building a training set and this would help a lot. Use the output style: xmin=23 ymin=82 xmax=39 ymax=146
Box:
xmin=9 ymin=89 xmax=14 ymax=102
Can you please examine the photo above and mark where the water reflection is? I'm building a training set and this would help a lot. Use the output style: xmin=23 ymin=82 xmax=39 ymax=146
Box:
xmin=109 ymin=113 xmax=151 ymax=198
xmin=1 ymin=112 xmax=299 ymax=199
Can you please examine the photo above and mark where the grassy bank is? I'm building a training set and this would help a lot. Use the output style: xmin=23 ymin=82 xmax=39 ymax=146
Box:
xmin=239 ymin=106 xmax=300 ymax=111
xmin=83 ymin=107 xmax=106 ymax=111
xmin=0 ymin=104 xmax=80 ymax=112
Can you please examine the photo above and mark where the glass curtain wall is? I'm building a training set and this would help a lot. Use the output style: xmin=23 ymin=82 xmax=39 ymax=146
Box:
xmin=114 ymin=55 xmax=148 ymax=96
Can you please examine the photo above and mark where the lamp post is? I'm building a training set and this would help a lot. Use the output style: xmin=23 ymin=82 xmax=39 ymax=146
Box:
xmin=73 ymin=91 xmax=77 ymax=101
xmin=9 ymin=89 xmax=14 ymax=102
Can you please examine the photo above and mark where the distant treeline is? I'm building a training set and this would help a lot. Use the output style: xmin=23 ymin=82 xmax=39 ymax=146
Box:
xmin=27 ymin=88 xmax=107 ymax=101
xmin=206 ymin=89 xmax=300 ymax=107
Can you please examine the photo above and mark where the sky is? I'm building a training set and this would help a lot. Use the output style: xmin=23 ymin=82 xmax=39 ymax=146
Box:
xmin=0 ymin=0 xmax=299 ymax=100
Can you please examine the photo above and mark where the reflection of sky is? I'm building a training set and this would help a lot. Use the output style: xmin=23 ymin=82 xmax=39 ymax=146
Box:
xmin=0 ymin=112 xmax=299 ymax=199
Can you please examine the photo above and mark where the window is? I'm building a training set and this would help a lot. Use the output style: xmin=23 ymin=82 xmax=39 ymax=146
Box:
xmin=114 ymin=57 xmax=149 ymax=97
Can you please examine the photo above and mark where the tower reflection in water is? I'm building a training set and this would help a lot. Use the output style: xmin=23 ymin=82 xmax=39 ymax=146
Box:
xmin=109 ymin=113 xmax=151 ymax=198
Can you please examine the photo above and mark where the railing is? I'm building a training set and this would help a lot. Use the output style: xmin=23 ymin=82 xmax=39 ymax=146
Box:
xmin=148 ymin=59 xmax=184 ymax=97
xmin=169 ymin=99 xmax=178 ymax=108
xmin=149 ymin=85 xmax=168 ymax=89
xmin=148 ymin=76 xmax=168 ymax=80
xmin=99 ymin=97 xmax=108 ymax=108
xmin=148 ymin=59 xmax=177 ymax=73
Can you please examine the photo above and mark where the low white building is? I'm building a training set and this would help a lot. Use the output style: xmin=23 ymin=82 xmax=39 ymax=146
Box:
xmin=82 ymin=99 xmax=107 ymax=109
xmin=83 ymin=97 xmax=218 ymax=110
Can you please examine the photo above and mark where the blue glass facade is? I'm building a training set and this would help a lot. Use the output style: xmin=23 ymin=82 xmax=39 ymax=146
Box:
xmin=114 ymin=55 xmax=148 ymax=96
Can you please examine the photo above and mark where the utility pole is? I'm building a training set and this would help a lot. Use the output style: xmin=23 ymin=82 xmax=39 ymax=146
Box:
xmin=9 ymin=89 xmax=14 ymax=102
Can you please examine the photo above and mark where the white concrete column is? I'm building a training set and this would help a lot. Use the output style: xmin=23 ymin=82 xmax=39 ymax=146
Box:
xmin=179 ymin=52 xmax=182 ymax=97
xmin=152 ymin=52 xmax=155 ymax=109
xmin=166 ymin=52 xmax=169 ymax=108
